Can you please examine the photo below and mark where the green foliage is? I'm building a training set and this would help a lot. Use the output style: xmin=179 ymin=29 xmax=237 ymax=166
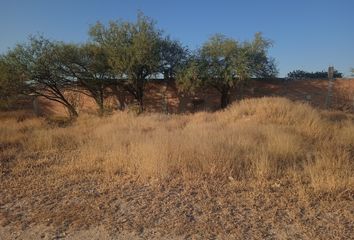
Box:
xmin=201 ymin=34 xmax=240 ymax=86
xmin=89 ymin=14 xmax=162 ymax=79
xmin=89 ymin=13 xmax=164 ymax=112
xmin=176 ymin=57 xmax=202 ymax=93
xmin=53 ymin=43 xmax=114 ymax=114
xmin=177 ymin=33 xmax=277 ymax=108
xmin=0 ymin=55 xmax=27 ymax=109
xmin=0 ymin=13 xmax=279 ymax=114
xmin=1 ymin=36 xmax=79 ymax=117
xmin=245 ymin=32 xmax=278 ymax=78
xmin=287 ymin=69 xmax=343 ymax=79
xmin=159 ymin=36 xmax=189 ymax=80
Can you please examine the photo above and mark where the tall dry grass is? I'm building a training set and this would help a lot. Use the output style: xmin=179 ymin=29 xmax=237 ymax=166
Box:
xmin=1 ymin=97 xmax=353 ymax=192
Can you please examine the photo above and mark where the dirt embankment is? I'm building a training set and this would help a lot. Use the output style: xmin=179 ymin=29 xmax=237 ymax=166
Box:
xmin=11 ymin=78 xmax=354 ymax=117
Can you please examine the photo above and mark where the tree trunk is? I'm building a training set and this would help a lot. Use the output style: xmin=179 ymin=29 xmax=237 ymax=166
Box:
xmin=97 ymin=101 xmax=104 ymax=116
xmin=113 ymin=86 xmax=126 ymax=111
xmin=60 ymin=96 xmax=78 ymax=118
xmin=67 ymin=104 xmax=78 ymax=119
xmin=91 ymin=94 xmax=105 ymax=116
xmin=97 ymin=88 xmax=105 ymax=116
xmin=137 ymin=94 xmax=144 ymax=113
xmin=117 ymin=93 xmax=126 ymax=111
xmin=136 ymin=79 xmax=144 ymax=113
xmin=220 ymin=87 xmax=230 ymax=109
xmin=239 ymin=83 xmax=244 ymax=100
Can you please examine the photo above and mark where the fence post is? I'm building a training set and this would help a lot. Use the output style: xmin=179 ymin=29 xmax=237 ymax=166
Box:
xmin=325 ymin=66 xmax=334 ymax=108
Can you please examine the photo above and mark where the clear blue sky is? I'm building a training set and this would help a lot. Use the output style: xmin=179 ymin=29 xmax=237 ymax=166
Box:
xmin=1 ymin=0 xmax=353 ymax=76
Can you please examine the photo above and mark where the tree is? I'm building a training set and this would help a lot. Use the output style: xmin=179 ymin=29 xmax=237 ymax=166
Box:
xmin=177 ymin=33 xmax=277 ymax=109
xmin=55 ymin=43 xmax=115 ymax=115
xmin=2 ymin=36 xmax=79 ymax=117
xmin=245 ymin=32 xmax=278 ymax=78
xmin=0 ymin=56 xmax=27 ymax=109
xmin=159 ymin=37 xmax=189 ymax=81
xmin=89 ymin=12 xmax=163 ymax=112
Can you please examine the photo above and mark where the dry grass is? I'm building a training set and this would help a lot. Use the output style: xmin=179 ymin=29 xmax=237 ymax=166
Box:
xmin=1 ymin=97 xmax=353 ymax=191
xmin=1 ymin=97 xmax=354 ymax=239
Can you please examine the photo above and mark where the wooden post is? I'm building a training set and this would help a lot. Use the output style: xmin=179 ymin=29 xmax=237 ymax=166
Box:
xmin=328 ymin=66 xmax=334 ymax=79
xmin=325 ymin=66 xmax=334 ymax=108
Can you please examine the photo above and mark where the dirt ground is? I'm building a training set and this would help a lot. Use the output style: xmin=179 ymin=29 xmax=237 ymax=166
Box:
xmin=1 ymin=173 xmax=353 ymax=239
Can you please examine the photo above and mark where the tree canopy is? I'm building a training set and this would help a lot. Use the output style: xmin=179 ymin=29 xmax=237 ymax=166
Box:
xmin=159 ymin=36 xmax=189 ymax=81
xmin=177 ymin=33 xmax=277 ymax=108
xmin=53 ymin=43 xmax=115 ymax=114
xmin=89 ymin=13 xmax=164 ymax=112
xmin=0 ymin=13 xmax=279 ymax=115
xmin=0 ymin=55 xmax=27 ymax=109
xmin=0 ymin=36 xmax=81 ymax=116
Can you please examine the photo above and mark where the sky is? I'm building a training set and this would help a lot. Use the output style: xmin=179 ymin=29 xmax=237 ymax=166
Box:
xmin=0 ymin=0 xmax=353 ymax=77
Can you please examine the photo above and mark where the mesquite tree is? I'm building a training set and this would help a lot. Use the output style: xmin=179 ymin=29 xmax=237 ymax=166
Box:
xmin=177 ymin=33 xmax=277 ymax=109
xmin=159 ymin=37 xmax=189 ymax=81
xmin=89 ymin=13 xmax=163 ymax=112
xmin=55 ymin=43 xmax=115 ymax=115
xmin=0 ymin=55 xmax=27 ymax=109
xmin=1 ymin=36 xmax=79 ymax=117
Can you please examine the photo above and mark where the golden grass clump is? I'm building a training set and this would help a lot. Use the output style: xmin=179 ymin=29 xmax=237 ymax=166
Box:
xmin=1 ymin=97 xmax=353 ymax=193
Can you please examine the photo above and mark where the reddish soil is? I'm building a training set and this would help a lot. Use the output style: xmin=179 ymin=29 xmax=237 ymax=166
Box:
xmin=10 ymin=78 xmax=354 ymax=116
